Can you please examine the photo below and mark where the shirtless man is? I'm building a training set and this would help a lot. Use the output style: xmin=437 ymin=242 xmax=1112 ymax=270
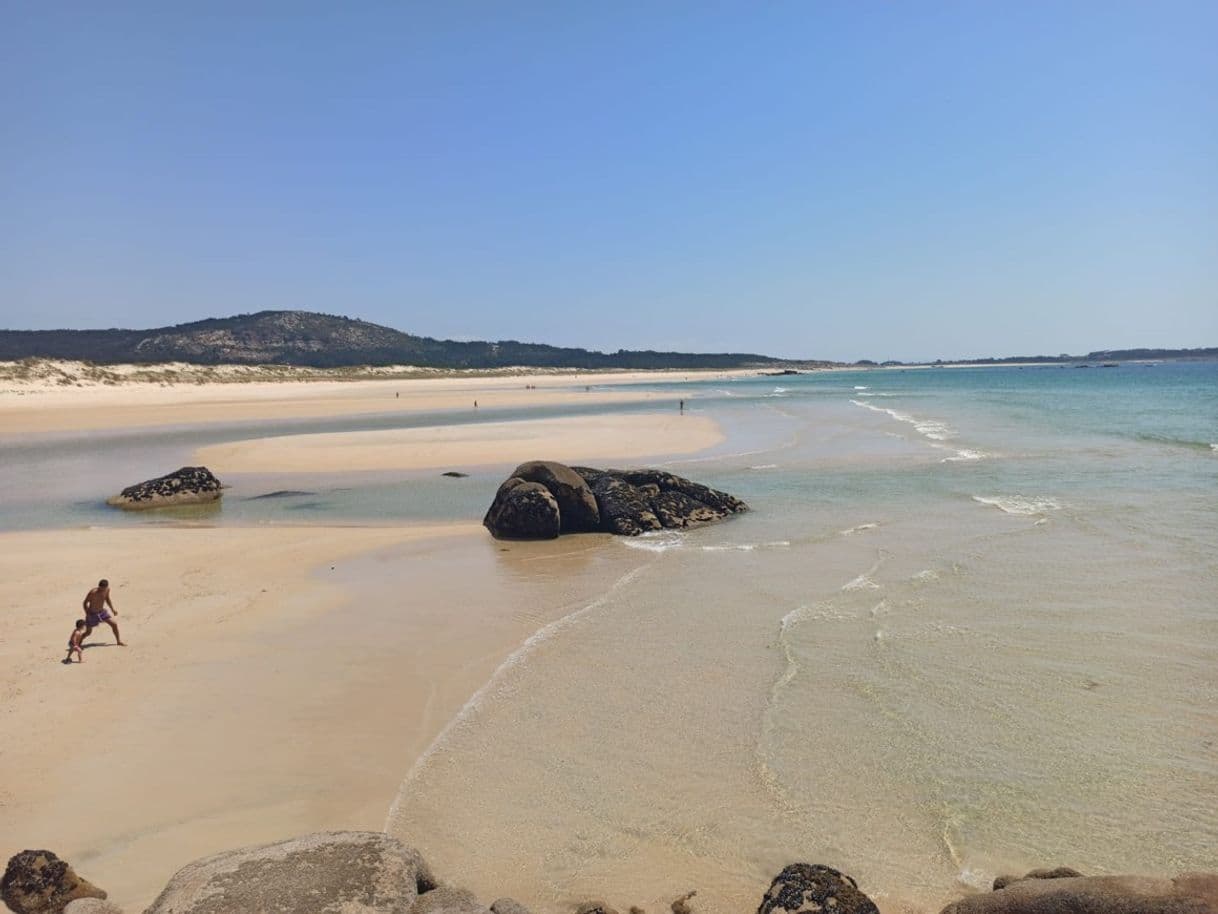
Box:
xmin=81 ymin=578 xmax=125 ymax=646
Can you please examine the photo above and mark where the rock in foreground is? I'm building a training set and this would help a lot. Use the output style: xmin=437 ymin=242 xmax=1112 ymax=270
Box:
xmin=143 ymin=831 xmax=434 ymax=914
xmin=483 ymin=462 xmax=746 ymax=539
xmin=1 ymin=850 xmax=107 ymax=914
xmin=106 ymin=466 xmax=222 ymax=510
xmin=940 ymin=869 xmax=1218 ymax=913
xmin=758 ymin=864 xmax=879 ymax=914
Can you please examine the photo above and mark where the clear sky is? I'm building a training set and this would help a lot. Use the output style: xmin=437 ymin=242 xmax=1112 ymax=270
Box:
xmin=2 ymin=2 xmax=1215 ymax=361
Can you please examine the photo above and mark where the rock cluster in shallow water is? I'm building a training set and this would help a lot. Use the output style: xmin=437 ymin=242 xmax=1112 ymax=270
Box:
xmin=758 ymin=864 xmax=879 ymax=914
xmin=105 ymin=466 xmax=222 ymax=510
xmin=483 ymin=460 xmax=747 ymax=539
xmin=5 ymin=840 xmax=1218 ymax=914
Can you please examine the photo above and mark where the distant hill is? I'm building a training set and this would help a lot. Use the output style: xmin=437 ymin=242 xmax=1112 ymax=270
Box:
xmin=0 ymin=311 xmax=803 ymax=370
xmin=928 ymin=347 xmax=1218 ymax=366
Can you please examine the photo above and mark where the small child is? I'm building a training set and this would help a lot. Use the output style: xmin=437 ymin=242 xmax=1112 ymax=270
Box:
xmin=65 ymin=619 xmax=86 ymax=663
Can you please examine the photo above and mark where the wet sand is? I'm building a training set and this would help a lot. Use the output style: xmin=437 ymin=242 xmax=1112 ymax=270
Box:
xmin=0 ymin=525 xmax=651 ymax=910
xmin=0 ymin=369 xmax=730 ymax=910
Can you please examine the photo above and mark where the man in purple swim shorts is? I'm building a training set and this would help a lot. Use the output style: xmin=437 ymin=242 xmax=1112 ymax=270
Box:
xmin=81 ymin=578 xmax=125 ymax=646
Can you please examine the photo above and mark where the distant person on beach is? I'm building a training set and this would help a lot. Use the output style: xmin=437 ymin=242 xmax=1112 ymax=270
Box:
xmin=65 ymin=619 xmax=86 ymax=663
xmin=679 ymin=399 xmax=685 ymax=414
xmin=81 ymin=579 xmax=125 ymax=646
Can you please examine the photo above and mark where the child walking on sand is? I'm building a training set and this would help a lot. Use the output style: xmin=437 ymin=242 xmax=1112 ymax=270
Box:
xmin=65 ymin=619 xmax=87 ymax=663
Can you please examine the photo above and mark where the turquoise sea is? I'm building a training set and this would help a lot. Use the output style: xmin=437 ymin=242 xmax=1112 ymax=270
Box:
xmin=3 ymin=361 xmax=1216 ymax=910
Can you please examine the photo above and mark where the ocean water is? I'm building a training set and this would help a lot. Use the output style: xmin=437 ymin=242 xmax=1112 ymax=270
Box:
xmin=5 ymin=362 xmax=1216 ymax=910
xmin=383 ymin=362 xmax=1218 ymax=911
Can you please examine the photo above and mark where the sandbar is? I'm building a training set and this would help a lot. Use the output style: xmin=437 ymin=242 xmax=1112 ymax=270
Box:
xmin=196 ymin=413 xmax=724 ymax=473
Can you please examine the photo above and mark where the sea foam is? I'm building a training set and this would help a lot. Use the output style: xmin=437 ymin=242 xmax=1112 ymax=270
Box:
xmin=941 ymin=448 xmax=990 ymax=462
xmin=851 ymin=399 xmax=954 ymax=441
xmin=701 ymin=540 xmax=791 ymax=552
xmin=839 ymin=522 xmax=879 ymax=536
xmin=972 ymin=495 xmax=1062 ymax=516
xmin=618 ymin=531 xmax=685 ymax=552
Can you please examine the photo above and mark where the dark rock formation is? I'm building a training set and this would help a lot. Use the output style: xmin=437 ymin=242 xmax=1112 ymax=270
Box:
xmin=482 ymin=479 xmax=562 ymax=540
xmin=511 ymin=461 xmax=600 ymax=532
xmin=442 ymin=471 xmax=469 ymax=478
xmin=615 ymin=470 xmax=747 ymax=516
xmin=649 ymin=489 xmax=721 ymax=528
xmin=757 ymin=864 xmax=879 ymax=914
xmin=1 ymin=850 xmax=107 ymax=914
xmin=483 ymin=462 xmax=746 ymax=539
xmin=490 ymin=899 xmax=531 ymax=914
xmin=142 ymin=831 xmax=434 ymax=914
xmin=583 ymin=472 xmax=662 ymax=536
xmin=106 ymin=466 xmax=222 ymax=510
xmin=575 ymin=903 xmax=619 ymax=914
xmin=940 ymin=870 xmax=1218 ymax=913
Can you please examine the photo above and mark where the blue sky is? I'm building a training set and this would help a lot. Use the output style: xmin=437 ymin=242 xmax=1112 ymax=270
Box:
xmin=2 ymin=2 xmax=1215 ymax=361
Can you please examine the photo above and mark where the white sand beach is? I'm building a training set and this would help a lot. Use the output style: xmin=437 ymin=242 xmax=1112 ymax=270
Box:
xmin=0 ymin=369 xmax=728 ymax=911
xmin=0 ymin=363 xmax=743 ymax=434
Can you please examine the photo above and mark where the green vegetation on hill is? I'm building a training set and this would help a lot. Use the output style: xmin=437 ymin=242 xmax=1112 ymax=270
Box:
xmin=0 ymin=310 xmax=800 ymax=370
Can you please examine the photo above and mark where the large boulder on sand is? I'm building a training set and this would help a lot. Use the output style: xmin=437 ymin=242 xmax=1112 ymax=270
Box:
xmin=939 ymin=869 xmax=1218 ymax=913
xmin=143 ymin=831 xmax=435 ymax=914
xmin=106 ymin=466 xmax=222 ymax=510
xmin=482 ymin=462 xmax=746 ymax=539
xmin=482 ymin=479 xmax=562 ymax=540
xmin=583 ymin=472 xmax=662 ymax=536
xmin=510 ymin=461 xmax=600 ymax=532
xmin=1 ymin=849 xmax=107 ymax=914
xmin=757 ymin=864 xmax=879 ymax=914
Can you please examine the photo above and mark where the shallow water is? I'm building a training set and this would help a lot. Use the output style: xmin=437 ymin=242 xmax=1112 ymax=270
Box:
xmin=384 ymin=362 xmax=1218 ymax=911
xmin=6 ymin=363 xmax=1217 ymax=910
xmin=0 ymin=398 xmax=677 ymax=530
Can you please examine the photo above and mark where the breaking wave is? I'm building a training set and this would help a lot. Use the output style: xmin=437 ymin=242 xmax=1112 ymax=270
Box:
xmin=851 ymin=399 xmax=953 ymax=441
xmin=972 ymin=495 xmax=1062 ymax=516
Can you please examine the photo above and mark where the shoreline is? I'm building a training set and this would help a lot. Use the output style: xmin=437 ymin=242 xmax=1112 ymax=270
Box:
xmin=0 ymin=370 xmax=733 ymax=912
xmin=0 ymin=523 xmax=648 ymax=911
xmin=0 ymin=365 xmax=750 ymax=435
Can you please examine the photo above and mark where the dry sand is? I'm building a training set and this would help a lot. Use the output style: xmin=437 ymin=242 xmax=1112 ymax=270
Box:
xmin=0 ymin=365 xmax=745 ymax=435
xmin=0 ymin=368 xmax=729 ymax=910
xmin=0 ymin=525 xmax=638 ymax=910
xmin=197 ymin=413 xmax=724 ymax=473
